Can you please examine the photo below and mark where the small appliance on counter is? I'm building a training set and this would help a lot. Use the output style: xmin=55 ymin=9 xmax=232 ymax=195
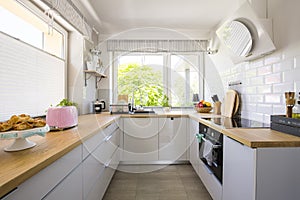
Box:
xmin=94 ymin=99 xmax=106 ymax=113
xmin=46 ymin=106 xmax=78 ymax=130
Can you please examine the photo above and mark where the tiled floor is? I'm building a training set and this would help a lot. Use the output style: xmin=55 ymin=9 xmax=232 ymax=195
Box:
xmin=103 ymin=164 xmax=212 ymax=200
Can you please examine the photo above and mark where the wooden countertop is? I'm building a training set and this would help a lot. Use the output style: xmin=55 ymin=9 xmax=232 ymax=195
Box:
xmin=0 ymin=113 xmax=120 ymax=198
xmin=189 ymin=112 xmax=300 ymax=148
xmin=1 ymin=111 xmax=300 ymax=197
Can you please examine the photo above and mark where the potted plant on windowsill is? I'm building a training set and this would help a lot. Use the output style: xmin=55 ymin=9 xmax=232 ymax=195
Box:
xmin=162 ymin=94 xmax=171 ymax=112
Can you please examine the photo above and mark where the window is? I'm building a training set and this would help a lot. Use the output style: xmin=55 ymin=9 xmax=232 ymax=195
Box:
xmin=0 ymin=0 xmax=65 ymax=59
xmin=113 ymin=53 xmax=203 ymax=107
xmin=0 ymin=0 xmax=67 ymax=121
xmin=117 ymin=54 xmax=164 ymax=106
xmin=170 ymin=55 xmax=200 ymax=106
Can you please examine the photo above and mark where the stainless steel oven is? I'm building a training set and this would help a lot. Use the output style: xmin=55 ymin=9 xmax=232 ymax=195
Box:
xmin=197 ymin=123 xmax=223 ymax=183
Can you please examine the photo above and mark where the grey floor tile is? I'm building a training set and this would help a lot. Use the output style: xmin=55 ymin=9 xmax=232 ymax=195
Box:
xmin=103 ymin=164 xmax=212 ymax=200
xmin=102 ymin=191 xmax=136 ymax=200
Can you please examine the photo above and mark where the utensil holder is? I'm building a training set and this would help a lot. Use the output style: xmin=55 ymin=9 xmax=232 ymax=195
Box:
xmin=214 ymin=101 xmax=221 ymax=115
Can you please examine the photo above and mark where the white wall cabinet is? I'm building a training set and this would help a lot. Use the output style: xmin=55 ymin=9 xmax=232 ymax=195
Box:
xmin=123 ymin=118 xmax=159 ymax=162
xmin=158 ymin=117 xmax=188 ymax=161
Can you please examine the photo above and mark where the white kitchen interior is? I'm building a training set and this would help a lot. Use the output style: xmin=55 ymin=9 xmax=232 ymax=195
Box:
xmin=1 ymin=0 xmax=300 ymax=200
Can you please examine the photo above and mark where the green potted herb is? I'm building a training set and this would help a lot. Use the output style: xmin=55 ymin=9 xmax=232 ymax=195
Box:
xmin=161 ymin=94 xmax=171 ymax=112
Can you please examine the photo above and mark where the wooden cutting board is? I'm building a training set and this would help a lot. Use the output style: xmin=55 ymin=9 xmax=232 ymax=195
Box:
xmin=222 ymin=89 xmax=239 ymax=118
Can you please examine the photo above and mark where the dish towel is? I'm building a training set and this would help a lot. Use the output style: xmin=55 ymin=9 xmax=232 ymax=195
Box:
xmin=203 ymin=139 xmax=213 ymax=166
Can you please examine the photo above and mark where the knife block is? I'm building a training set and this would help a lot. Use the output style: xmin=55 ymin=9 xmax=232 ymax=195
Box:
xmin=214 ymin=101 xmax=221 ymax=115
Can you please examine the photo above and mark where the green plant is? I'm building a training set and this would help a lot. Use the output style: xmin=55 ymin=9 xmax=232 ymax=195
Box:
xmin=161 ymin=94 xmax=170 ymax=107
xmin=118 ymin=63 xmax=164 ymax=106
xmin=56 ymin=99 xmax=77 ymax=107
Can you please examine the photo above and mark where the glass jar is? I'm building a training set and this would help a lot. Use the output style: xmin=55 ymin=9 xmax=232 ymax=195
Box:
xmin=292 ymin=100 xmax=300 ymax=119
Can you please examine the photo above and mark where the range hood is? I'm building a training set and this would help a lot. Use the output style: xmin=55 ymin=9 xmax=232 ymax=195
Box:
xmin=215 ymin=2 xmax=276 ymax=64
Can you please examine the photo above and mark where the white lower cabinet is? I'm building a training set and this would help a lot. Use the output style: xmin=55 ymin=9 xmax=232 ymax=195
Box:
xmin=42 ymin=165 xmax=82 ymax=200
xmin=189 ymin=118 xmax=200 ymax=175
xmin=189 ymin=119 xmax=222 ymax=200
xmin=2 ymin=145 xmax=82 ymax=200
xmin=158 ymin=117 xmax=188 ymax=161
xmin=123 ymin=118 xmax=159 ymax=162
xmin=83 ymin=127 xmax=120 ymax=200
xmin=222 ymin=135 xmax=256 ymax=200
xmin=223 ymin=135 xmax=300 ymax=200
xmin=2 ymin=121 xmax=120 ymax=200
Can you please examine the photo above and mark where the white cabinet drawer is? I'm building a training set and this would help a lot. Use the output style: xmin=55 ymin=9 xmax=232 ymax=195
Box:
xmin=85 ymin=148 xmax=120 ymax=200
xmin=82 ymin=122 xmax=118 ymax=159
xmin=42 ymin=165 xmax=82 ymax=200
xmin=93 ymin=128 xmax=120 ymax=166
xmin=103 ymin=122 xmax=118 ymax=136
xmin=3 ymin=145 xmax=82 ymax=200
xmin=82 ymin=151 xmax=105 ymax=199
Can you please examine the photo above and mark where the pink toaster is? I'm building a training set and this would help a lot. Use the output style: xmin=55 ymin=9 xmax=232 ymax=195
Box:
xmin=46 ymin=106 xmax=78 ymax=130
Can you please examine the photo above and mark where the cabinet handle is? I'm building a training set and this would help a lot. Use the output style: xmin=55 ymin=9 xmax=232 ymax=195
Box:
xmin=196 ymin=134 xmax=221 ymax=148
xmin=104 ymin=158 xmax=112 ymax=168
xmin=105 ymin=134 xmax=113 ymax=142
xmin=201 ymin=162 xmax=213 ymax=174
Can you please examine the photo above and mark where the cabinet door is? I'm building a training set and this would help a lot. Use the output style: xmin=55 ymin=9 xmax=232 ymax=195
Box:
xmin=189 ymin=119 xmax=200 ymax=174
xmin=158 ymin=117 xmax=187 ymax=161
xmin=42 ymin=165 xmax=82 ymax=200
xmin=2 ymin=145 xmax=82 ymax=200
xmin=123 ymin=118 xmax=159 ymax=162
xmin=223 ymin=136 xmax=256 ymax=200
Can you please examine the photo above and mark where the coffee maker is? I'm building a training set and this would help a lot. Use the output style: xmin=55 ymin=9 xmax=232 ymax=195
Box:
xmin=94 ymin=99 xmax=106 ymax=113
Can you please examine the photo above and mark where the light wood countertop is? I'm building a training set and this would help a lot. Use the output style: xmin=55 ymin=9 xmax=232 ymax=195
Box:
xmin=1 ymin=111 xmax=300 ymax=198
xmin=188 ymin=112 xmax=300 ymax=148
xmin=0 ymin=113 xmax=120 ymax=198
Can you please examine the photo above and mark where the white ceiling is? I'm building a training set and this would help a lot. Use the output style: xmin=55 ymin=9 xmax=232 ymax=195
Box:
xmin=78 ymin=0 xmax=244 ymax=39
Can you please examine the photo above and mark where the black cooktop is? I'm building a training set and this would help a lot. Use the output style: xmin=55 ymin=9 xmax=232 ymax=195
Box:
xmin=202 ymin=117 xmax=270 ymax=129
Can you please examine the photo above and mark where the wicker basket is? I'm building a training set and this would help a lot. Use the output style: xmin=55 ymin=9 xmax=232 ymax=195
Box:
xmin=195 ymin=106 xmax=212 ymax=113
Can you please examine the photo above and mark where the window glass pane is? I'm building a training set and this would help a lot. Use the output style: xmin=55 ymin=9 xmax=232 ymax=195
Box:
xmin=0 ymin=0 xmax=64 ymax=58
xmin=171 ymin=55 xmax=199 ymax=106
xmin=118 ymin=54 xmax=164 ymax=106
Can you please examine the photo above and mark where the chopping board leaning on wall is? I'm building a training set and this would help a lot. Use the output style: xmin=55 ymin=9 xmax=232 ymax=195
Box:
xmin=222 ymin=89 xmax=240 ymax=118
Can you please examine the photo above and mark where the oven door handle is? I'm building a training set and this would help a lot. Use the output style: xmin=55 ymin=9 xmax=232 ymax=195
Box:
xmin=196 ymin=134 xmax=222 ymax=149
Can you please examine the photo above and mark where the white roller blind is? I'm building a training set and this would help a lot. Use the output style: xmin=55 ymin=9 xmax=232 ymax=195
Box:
xmin=0 ymin=32 xmax=65 ymax=121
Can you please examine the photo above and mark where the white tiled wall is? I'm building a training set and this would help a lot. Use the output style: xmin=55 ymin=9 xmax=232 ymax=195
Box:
xmin=219 ymin=52 xmax=300 ymax=123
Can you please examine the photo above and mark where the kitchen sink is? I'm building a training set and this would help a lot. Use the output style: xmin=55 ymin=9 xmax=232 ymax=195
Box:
xmin=132 ymin=110 xmax=156 ymax=114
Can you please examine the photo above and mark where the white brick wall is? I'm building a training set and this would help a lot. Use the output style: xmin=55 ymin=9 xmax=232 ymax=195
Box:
xmin=219 ymin=51 xmax=300 ymax=123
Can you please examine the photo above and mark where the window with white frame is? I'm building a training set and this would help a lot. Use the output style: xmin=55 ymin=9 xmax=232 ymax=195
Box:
xmin=0 ymin=0 xmax=67 ymax=121
xmin=0 ymin=0 xmax=65 ymax=59
xmin=112 ymin=52 xmax=203 ymax=107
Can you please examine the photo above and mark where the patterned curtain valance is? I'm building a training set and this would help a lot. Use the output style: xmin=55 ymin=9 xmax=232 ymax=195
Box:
xmin=107 ymin=40 xmax=208 ymax=53
xmin=40 ymin=0 xmax=92 ymax=38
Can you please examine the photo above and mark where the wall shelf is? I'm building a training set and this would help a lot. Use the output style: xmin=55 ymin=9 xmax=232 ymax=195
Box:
xmin=84 ymin=70 xmax=107 ymax=89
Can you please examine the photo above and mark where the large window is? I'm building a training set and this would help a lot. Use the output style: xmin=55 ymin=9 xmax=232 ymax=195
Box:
xmin=117 ymin=54 xmax=164 ymax=106
xmin=0 ymin=0 xmax=67 ymax=121
xmin=114 ymin=53 xmax=203 ymax=107
xmin=0 ymin=0 xmax=65 ymax=58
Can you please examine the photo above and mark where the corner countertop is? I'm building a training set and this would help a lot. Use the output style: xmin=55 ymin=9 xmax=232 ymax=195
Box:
xmin=1 ymin=111 xmax=300 ymax=198
xmin=188 ymin=112 xmax=300 ymax=148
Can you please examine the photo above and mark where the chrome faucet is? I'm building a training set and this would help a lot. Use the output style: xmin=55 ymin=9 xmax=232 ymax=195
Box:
xmin=128 ymin=91 xmax=135 ymax=114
